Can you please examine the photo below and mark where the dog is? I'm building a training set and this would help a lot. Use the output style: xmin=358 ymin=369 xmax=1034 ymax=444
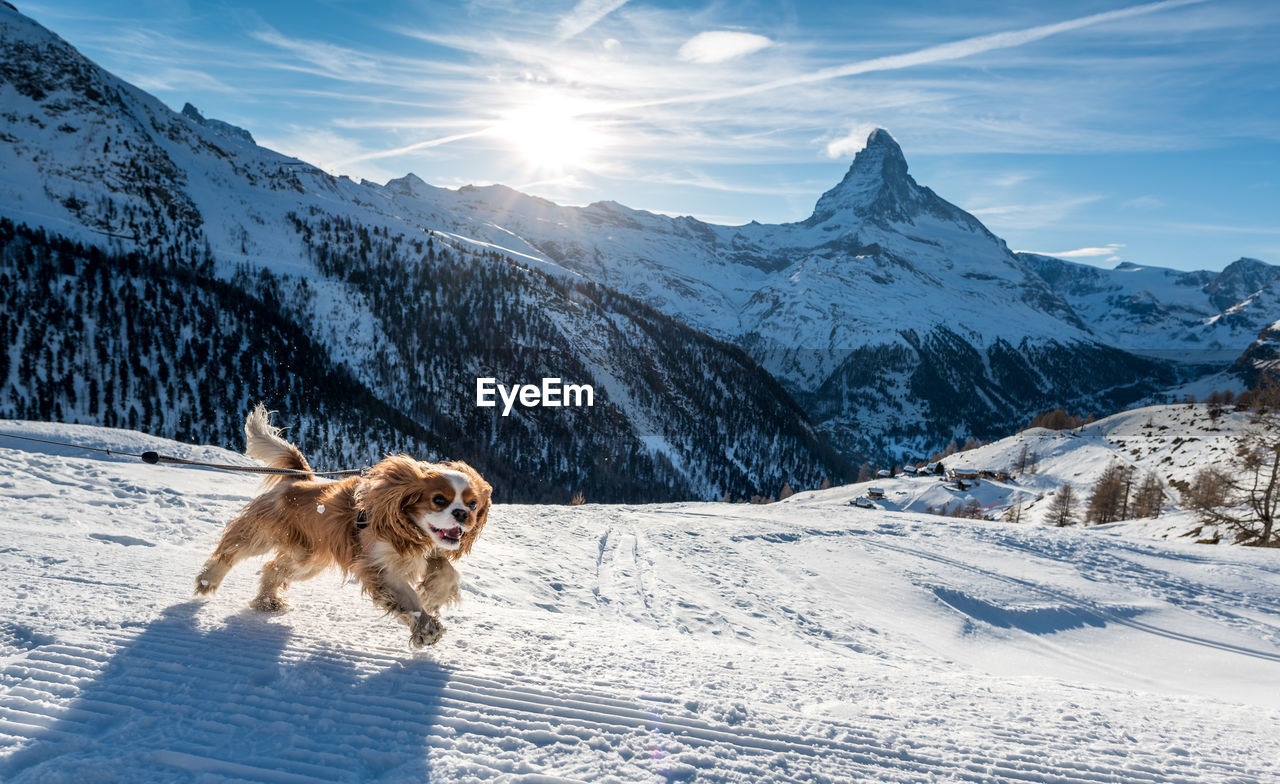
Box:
xmin=194 ymin=404 xmax=492 ymax=648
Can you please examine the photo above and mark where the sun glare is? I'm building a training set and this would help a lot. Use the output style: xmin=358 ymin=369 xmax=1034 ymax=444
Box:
xmin=495 ymin=94 xmax=602 ymax=171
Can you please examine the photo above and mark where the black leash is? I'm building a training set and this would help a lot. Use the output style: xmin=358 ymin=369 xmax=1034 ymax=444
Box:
xmin=0 ymin=431 xmax=366 ymax=477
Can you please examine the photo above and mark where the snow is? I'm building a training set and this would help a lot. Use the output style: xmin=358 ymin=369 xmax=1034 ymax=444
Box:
xmin=2 ymin=422 xmax=1279 ymax=782
xmin=816 ymin=403 xmax=1269 ymax=539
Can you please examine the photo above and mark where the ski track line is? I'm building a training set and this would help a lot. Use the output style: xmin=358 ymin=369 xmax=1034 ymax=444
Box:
xmin=3 ymin=628 xmax=1263 ymax=783
xmin=981 ymin=529 xmax=1280 ymax=638
xmin=711 ymin=514 xmax=1280 ymax=665
xmin=857 ymin=534 xmax=1280 ymax=665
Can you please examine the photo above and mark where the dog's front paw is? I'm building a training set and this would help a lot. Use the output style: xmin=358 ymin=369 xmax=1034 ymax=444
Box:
xmin=409 ymin=614 xmax=445 ymax=648
xmin=249 ymin=595 xmax=289 ymax=612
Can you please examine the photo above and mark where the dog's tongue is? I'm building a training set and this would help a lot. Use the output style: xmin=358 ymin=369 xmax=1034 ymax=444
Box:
xmin=440 ymin=527 xmax=462 ymax=540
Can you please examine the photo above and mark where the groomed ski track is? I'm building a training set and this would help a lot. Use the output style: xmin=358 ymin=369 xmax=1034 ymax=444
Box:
xmin=1 ymin=424 xmax=1278 ymax=782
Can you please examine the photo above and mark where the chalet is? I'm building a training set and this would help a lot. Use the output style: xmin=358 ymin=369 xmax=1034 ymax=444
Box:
xmin=903 ymin=465 xmax=918 ymax=475
xmin=947 ymin=468 xmax=979 ymax=481
xmin=852 ymin=497 xmax=875 ymax=509
xmin=876 ymin=468 xmax=891 ymax=479
xmin=867 ymin=487 xmax=885 ymax=500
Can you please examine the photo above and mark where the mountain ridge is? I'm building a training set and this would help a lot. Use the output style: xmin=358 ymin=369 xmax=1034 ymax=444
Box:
xmin=1 ymin=3 xmax=1274 ymax=473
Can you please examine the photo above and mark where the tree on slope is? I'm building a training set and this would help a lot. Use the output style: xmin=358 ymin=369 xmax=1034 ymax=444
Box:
xmin=1186 ymin=381 xmax=1280 ymax=546
xmin=1047 ymin=484 xmax=1076 ymax=527
xmin=1130 ymin=474 xmax=1166 ymax=519
xmin=1087 ymin=463 xmax=1135 ymax=524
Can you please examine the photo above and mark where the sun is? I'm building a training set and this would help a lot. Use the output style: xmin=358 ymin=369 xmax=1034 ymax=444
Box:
xmin=495 ymin=94 xmax=602 ymax=171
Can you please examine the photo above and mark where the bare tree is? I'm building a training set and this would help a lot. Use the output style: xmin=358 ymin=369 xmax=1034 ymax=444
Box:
xmin=1029 ymin=409 xmax=1083 ymax=431
xmin=1087 ymin=463 xmax=1135 ymax=524
xmin=1047 ymin=484 xmax=1076 ymax=527
xmin=1186 ymin=413 xmax=1279 ymax=545
xmin=857 ymin=462 xmax=873 ymax=483
xmin=1012 ymin=442 xmax=1031 ymax=474
xmin=1001 ymin=501 xmax=1024 ymax=524
xmin=1131 ymin=474 xmax=1166 ymax=518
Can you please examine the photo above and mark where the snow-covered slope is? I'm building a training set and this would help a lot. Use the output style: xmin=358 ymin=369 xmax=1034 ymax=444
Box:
xmin=1 ymin=423 xmax=1278 ymax=782
xmin=806 ymin=402 xmax=1270 ymax=542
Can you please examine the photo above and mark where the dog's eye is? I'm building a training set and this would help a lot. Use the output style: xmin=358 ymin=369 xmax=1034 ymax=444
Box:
xmin=467 ymin=500 xmax=478 ymax=511
xmin=432 ymin=494 xmax=448 ymax=506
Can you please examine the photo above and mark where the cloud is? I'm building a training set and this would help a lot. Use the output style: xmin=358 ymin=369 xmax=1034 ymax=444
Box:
xmin=989 ymin=171 xmax=1035 ymax=188
xmin=337 ymin=128 xmax=494 ymax=166
xmin=1031 ymin=243 xmax=1127 ymax=258
xmin=126 ymin=67 xmax=237 ymax=94
xmin=825 ymin=123 xmax=882 ymax=158
xmin=967 ymin=195 xmax=1103 ymax=231
xmin=677 ymin=32 xmax=773 ymax=64
xmin=255 ymin=127 xmax=400 ymax=183
xmin=1122 ymin=195 xmax=1164 ymax=209
xmin=614 ymin=0 xmax=1207 ymax=111
xmin=554 ymin=0 xmax=629 ymax=42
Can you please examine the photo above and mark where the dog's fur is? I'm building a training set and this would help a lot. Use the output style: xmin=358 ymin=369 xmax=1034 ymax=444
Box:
xmin=194 ymin=405 xmax=492 ymax=648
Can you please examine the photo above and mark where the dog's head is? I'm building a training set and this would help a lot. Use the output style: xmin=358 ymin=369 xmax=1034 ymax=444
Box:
xmin=364 ymin=455 xmax=492 ymax=557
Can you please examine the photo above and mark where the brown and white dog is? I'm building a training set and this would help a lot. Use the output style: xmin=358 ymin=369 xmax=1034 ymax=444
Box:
xmin=194 ymin=405 xmax=492 ymax=648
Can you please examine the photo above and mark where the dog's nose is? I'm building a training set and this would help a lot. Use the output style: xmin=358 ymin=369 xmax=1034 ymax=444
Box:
xmin=452 ymin=508 xmax=469 ymax=523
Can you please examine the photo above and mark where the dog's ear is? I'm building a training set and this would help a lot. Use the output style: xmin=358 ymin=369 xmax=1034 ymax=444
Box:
xmin=441 ymin=460 xmax=492 ymax=559
xmin=364 ymin=455 xmax=430 ymax=546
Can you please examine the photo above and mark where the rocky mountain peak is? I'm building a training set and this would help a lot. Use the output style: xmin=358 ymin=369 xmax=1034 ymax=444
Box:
xmin=1205 ymin=257 xmax=1280 ymax=312
xmin=180 ymin=102 xmax=255 ymax=145
xmin=804 ymin=128 xmax=993 ymax=242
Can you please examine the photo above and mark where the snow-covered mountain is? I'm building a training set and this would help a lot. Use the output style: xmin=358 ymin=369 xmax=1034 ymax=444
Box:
xmin=1020 ymin=253 xmax=1280 ymax=362
xmin=1 ymin=3 xmax=1273 ymax=478
xmin=377 ymin=132 xmax=1186 ymax=459
xmin=1 ymin=422 xmax=1278 ymax=781
xmin=1233 ymin=319 xmax=1280 ymax=387
xmin=0 ymin=5 xmax=848 ymax=502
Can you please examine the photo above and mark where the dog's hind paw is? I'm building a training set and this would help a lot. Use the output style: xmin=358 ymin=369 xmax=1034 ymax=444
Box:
xmin=409 ymin=615 xmax=446 ymax=648
xmin=249 ymin=595 xmax=289 ymax=612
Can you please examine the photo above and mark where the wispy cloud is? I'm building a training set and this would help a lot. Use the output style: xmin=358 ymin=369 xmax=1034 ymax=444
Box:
xmin=554 ymin=0 xmax=630 ymax=42
xmin=825 ymin=123 xmax=883 ymax=158
xmin=337 ymin=129 xmax=494 ymax=166
xmin=1122 ymin=195 xmax=1164 ymax=209
xmin=967 ymin=195 xmax=1104 ymax=232
xmin=606 ymin=0 xmax=1208 ymax=111
xmin=677 ymin=31 xmax=773 ymax=64
xmin=1029 ymin=243 xmax=1127 ymax=259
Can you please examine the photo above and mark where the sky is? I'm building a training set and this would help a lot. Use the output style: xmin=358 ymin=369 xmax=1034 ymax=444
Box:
xmin=18 ymin=0 xmax=1280 ymax=270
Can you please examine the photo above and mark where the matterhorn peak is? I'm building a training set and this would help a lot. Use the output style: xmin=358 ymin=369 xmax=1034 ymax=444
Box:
xmin=804 ymin=128 xmax=991 ymax=239
xmin=806 ymin=128 xmax=917 ymax=226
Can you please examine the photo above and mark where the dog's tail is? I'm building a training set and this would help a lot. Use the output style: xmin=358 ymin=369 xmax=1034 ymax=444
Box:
xmin=244 ymin=403 xmax=313 ymax=486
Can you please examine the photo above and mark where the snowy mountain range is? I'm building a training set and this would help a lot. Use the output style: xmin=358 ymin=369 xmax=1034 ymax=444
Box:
xmin=0 ymin=5 xmax=847 ymax=502
xmin=1 ymin=3 xmax=1276 ymax=495
xmin=1019 ymin=253 xmax=1280 ymax=361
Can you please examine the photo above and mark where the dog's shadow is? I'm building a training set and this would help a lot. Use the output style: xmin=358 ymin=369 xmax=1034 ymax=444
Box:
xmin=2 ymin=601 xmax=449 ymax=783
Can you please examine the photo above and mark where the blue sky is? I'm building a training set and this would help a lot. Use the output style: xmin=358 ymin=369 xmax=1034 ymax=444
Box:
xmin=20 ymin=0 xmax=1280 ymax=270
